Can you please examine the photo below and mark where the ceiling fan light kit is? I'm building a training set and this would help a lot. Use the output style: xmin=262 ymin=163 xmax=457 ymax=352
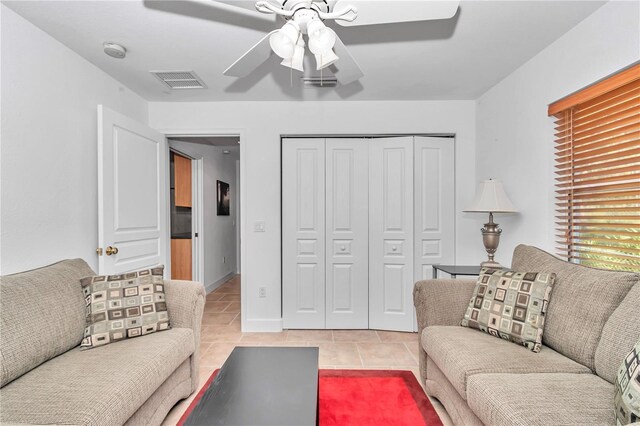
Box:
xmin=269 ymin=20 xmax=300 ymax=59
xmin=219 ymin=0 xmax=460 ymax=85
xmin=280 ymin=37 xmax=305 ymax=72
xmin=314 ymin=49 xmax=339 ymax=71
xmin=307 ymin=19 xmax=335 ymax=54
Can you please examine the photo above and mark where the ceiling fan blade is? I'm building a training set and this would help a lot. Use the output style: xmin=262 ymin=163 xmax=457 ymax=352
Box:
xmin=212 ymin=0 xmax=275 ymax=15
xmin=334 ymin=0 xmax=460 ymax=27
xmin=330 ymin=33 xmax=364 ymax=85
xmin=224 ymin=30 xmax=278 ymax=77
xmin=144 ymin=0 xmax=276 ymax=29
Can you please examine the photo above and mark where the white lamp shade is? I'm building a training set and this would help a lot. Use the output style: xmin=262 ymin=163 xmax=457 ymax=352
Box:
xmin=280 ymin=39 xmax=305 ymax=72
xmin=307 ymin=22 xmax=336 ymax=55
xmin=464 ymin=179 xmax=518 ymax=213
xmin=314 ymin=48 xmax=339 ymax=70
xmin=269 ymin=21 xmax=300 ymax=59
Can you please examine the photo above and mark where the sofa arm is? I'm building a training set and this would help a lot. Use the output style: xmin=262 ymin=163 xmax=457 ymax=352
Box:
xmin=413 ymin=279 xmax=476 ymax=385
xmin=164 ymin=279 xmax=206 ymax=393
xmin=413 ymin=279 xmax=476 ymax=330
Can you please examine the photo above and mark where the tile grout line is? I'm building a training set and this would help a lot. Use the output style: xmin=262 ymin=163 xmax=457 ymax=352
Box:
xmin=355 ymin=342 xmax=366 ymax=368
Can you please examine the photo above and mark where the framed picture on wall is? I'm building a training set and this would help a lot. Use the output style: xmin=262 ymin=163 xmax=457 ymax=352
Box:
xmin=217 ymin=180 xmax=230 ymax=216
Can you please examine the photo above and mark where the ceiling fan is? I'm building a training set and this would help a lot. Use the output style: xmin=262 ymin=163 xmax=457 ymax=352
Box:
xmin=210 ymin=0 xmax=460 ymax=85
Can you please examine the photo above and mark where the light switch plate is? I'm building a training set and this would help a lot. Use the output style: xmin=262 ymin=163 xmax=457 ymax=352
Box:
xmin=254 ymin=221 xmax=266 ymax=232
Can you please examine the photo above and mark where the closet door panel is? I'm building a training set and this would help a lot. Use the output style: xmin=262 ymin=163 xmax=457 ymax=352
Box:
xmin=369 ymin=137 xmax=414 ymax=331
xmin=414 ymin=137 xmax=456 ymax=282
xmin=282 ymin=138 xmax=326 ymax=329
xmin=326 ymin=139 xmax=369 ymax=329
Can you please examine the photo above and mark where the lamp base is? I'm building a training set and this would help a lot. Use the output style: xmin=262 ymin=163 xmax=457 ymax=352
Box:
xmin=480 ymin=260 xmax=502 ymax=269
xmin=480 ymin=212 xmax=503 ymax=268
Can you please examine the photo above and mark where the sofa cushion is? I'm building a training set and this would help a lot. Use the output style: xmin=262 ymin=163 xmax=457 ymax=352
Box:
xmin=0 ymin=328 xmax=194 ymax=426
xmin=0 ymin=259 xmax=95 ymax=387
xmin=461 ymin=268 xmax=555 ymax=352
xmin=80 ymin=266 xmax=171 ymax=350
xmin=615 ymin=340 xmax=640 ymax=425
xmin=595 ymin=284 xmax=640 ymax=384
xmin=467 ymin=372 xmax=614 ymax=426
xmin=423 ymin=326 xmax=591 ymax=399
xmin=511 ymin=245 xmax=639 ymax=370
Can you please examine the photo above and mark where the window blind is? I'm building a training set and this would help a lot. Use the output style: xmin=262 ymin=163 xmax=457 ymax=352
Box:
xmin=548 ymin=63 xmax=640 ymax=272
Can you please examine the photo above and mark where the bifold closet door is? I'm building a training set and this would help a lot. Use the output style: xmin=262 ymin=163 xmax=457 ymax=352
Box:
xmin=414 ymin=136 xmax=455 ymax=281
xmin=369 ymin=137 xmax=415 ymax=331
xmin=325 ymin=139 xmax=369 ymax=329
xmin=282 ymin=139 xmax=326 ymax=329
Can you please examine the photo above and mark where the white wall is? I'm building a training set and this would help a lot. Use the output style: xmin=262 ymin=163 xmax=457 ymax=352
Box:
xmin=476 ymin=1 xmax=640 ymax=266
xmin=1 ymin=6 xmax=148 ymax=275
xmin=169 ymin=140 xmax=239 ymax=291
xmin=149 ymin=100 xmax=478 ymax=331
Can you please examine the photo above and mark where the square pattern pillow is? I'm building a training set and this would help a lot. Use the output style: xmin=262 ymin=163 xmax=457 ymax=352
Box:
xmin=615 ymin=340 xmax=640 ymax=425
xmin=461 ymin=268 xmax=555 ymax=352
xmin=80 ymin=266 xmax=170 ymax=350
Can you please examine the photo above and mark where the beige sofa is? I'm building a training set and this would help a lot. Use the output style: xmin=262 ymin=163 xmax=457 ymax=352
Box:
xmin=414 ymin=245 xmax=640 ymax=426
xmin=0 ymin=259 xmax=206 ymax=425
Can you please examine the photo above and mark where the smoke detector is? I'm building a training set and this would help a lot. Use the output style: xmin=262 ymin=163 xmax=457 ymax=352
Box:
xmin=103 ymin=42 xmax=127 ymax=59
xmin=150 ymin=71 xmax=207 ymax=90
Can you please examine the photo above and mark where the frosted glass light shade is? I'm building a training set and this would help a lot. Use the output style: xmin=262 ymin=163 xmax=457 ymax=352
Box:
xmin=280 ymin=38 xmax=305 ymax=72
xmin=314 ymin=48 xmax=339 ymax=70
xmin=307 ymin=22 xmax=336 ymax=55
xmin=464 ymin=179 xmax=518 ymax=213
xmin=269 ymin=21 xmax=300 ymax=59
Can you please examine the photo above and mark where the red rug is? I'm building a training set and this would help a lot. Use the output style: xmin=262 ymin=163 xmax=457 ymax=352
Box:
xmin=178 ymin=369 xmax=443 ymax=425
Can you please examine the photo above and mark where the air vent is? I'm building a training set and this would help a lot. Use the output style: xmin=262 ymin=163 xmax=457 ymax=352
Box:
xmin=150 ymin=70 xmax=207 ymax=90
xmin=301 ymin=77 xmax=338 ymax=88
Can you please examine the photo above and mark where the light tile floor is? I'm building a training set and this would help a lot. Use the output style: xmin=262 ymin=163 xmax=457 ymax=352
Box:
xmin=162 ymin=275 xmax=453 ymax=425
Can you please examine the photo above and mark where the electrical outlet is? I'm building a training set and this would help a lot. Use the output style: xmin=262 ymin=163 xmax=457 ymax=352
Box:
xmin=258 ymin=287 xmax=267 ymax=298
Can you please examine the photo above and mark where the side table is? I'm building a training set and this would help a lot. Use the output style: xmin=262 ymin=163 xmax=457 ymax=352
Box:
xmin=432 ymin=264 xmax=481 ymax=279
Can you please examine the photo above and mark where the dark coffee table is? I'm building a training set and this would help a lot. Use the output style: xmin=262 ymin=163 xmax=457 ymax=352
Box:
xmin=184 ymin=347 xmax=319 ymax=426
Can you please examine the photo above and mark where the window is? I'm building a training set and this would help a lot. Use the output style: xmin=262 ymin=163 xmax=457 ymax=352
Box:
xmin=548 ymin=63 xmax=639 ymax=272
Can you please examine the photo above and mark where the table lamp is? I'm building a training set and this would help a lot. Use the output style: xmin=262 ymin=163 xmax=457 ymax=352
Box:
xmin=464 ymin=179 xmax=518 ymax=268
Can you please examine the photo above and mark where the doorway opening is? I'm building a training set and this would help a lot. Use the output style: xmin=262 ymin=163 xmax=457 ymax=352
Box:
xmin=167 ymin=136 xmax=241 ymax=296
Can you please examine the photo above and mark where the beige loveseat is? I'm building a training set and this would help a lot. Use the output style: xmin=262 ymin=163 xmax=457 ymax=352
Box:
xmin=0 ymin=259 xmax=206 ymax=425
xmin=414 ymin=245 xmax=640 ymax=425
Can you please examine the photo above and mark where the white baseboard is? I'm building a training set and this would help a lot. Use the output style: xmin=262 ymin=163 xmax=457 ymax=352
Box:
xmin=204 ymin=271 xmax=236 ymax=294
xmin=243 ymin=318 xmax=283 ymax=333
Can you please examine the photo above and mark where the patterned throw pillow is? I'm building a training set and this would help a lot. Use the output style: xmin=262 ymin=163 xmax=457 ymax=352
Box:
xmin=80 ymin=266 xmax=170 ymax=350
xmin=615 ymin=340 xmax=640 ymax=425
xmin=461 ymin=268 xmax=555 ymax=353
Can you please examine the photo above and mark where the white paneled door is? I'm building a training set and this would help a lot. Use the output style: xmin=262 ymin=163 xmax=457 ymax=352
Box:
xmin=282 ymin=139 xmax=326 ymax=329
xmin=282 ymin=136 xmax=455 ymax=331
xmin=325 ymin=139 xmax=369 ymax=329
xmin=369 ymin=137 xmax=415 ymax=331
xmin=98 ymin=106 xmax=168 ymax=275
xmin=414 ymin=136 xmax=456 ymax=281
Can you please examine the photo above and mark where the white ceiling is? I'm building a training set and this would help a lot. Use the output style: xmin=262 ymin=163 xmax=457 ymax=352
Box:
xmin=3 ymin=0 xmax=605 ymax=101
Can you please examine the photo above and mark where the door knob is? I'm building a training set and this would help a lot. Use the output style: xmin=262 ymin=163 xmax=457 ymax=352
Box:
xmin=392 ymin=246 xmax=398 ymax=251
xmin=105 ymin=246 xmax=119 ymax=256
xmin=340 ymin=246 xmax=346 ymax=251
